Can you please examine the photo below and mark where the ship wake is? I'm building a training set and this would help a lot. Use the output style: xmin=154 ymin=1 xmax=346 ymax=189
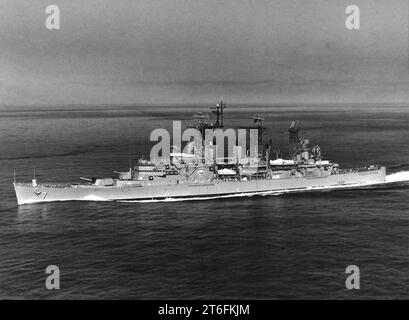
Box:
xmin=119 ymin=171 xmax=409 ymax=203
xmin=385 ymin=171 xmax=409 ymax=183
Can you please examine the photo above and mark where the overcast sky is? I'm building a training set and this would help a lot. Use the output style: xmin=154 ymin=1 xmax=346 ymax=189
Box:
xmin=0 ymin=0 xmax=408 ymax=105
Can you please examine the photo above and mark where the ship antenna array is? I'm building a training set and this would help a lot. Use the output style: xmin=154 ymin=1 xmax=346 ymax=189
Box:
xmin=211 ymin=99 xmax=226 ymax=128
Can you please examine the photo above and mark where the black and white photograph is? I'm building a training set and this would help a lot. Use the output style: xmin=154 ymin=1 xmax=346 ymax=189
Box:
xmin=0 ymin=0 xmax=408 ymax=305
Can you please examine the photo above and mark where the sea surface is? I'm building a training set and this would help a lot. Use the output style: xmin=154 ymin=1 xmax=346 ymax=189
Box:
xmin=0 ymin=104 xmax=408 ymax=299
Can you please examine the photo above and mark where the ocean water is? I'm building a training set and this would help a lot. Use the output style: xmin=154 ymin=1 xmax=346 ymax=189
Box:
xmin=0 ymin=104 xmax=408 ymax=299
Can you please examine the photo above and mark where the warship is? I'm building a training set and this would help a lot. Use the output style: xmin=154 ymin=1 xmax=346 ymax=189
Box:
xmin=13 ymin=101 xmax=386 ymax=205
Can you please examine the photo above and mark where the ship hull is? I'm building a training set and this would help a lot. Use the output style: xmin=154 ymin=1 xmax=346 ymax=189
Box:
xmin=13 ymin=167 xmax=386 ymax=205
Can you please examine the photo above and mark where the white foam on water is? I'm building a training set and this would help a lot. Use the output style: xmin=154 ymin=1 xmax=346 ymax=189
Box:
xmin=119 ymin=171 xmax=409 ymax=204
xmin=125 ymin=192 xmax=280 ymax=203
xmin=385 ymin=171 xmax=409 ymax=183
xmin=83 ymin=195 xmax=109 ymax=202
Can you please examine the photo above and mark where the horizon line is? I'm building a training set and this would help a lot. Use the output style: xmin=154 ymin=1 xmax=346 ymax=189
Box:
xmin=1 ymin=102 xmax=409 ymax=108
